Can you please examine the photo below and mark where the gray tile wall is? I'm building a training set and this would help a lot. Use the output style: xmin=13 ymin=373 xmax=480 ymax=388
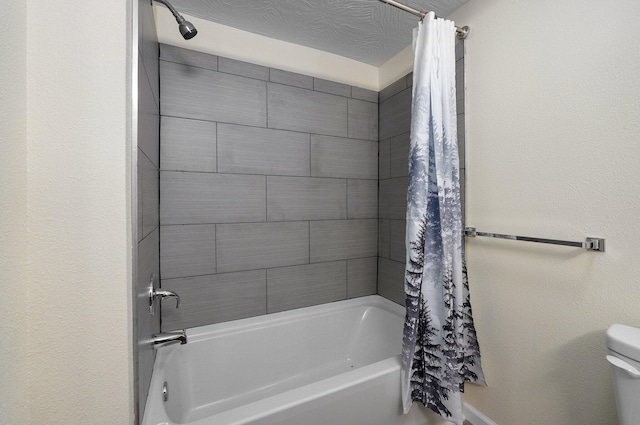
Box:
xmin=377 ymin=40 xmax=465 ymax=305
xmin=135 ymin=0 xmax=160 ymax=423
xmin=159 ymin=44 xmax=379 ymax=331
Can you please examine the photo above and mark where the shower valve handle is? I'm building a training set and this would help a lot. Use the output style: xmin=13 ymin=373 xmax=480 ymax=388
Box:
xmin=152 ymin=289 xmax=181 ymax=309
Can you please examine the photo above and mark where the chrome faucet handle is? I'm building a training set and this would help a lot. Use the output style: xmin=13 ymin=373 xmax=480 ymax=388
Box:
xmin=153 ymin=289 xmax=181 ymax=308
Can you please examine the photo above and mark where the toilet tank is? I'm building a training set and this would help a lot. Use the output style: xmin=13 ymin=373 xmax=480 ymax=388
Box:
xmin=606 ymin=324 xmax=640 ymax=425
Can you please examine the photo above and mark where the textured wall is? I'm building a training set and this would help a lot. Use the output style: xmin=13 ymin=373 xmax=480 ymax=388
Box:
xmin=167 ymin=0 xmax=468 ymax=66
xmin=377 ymin=41 xmax=466 ymax=306
xmin=159 ymin=45 xmax=379 ymax=331
xmin=23 ymin=0 xmax=132 ymax=423
xmin=0 ymin=2 xmax=27 ymax=424
xmin=135 ymin=0 xmax=160 ymax=422
xmin=449 ymin=1 xmax=640 ymax=424
xmin=154 ymin=7 xmax=379 ymax=90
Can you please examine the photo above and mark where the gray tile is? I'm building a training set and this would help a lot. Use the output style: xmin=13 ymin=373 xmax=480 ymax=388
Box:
xmin=311 ymin=135 xmax=377 ymax=179
xmin=217 ymin=222 xmax=309 ymax=273
xmin=140 ymin=152 xmax=159 ymax=238
xmin=314 ymin=78 xmax=351 ymax=97
xmin=378 ymin=258 xmax=405 ymax=305
xmin=389 ymin=132 xmax=410 ymax=178
xmin=137 ymin=161 xmax=143 ymax=243
xmin=348 ymin=98 xmax=378 ymax=141
xmin=160 ymin=117 xmax=216 ymax=172
xmin=379 ymin=77 xmax=407 ymax=103
xmin=269 ymin=68 xmax=313 ymax=89
xmin=217 ymin=124 xmax=310 ymax=176
xmin=310 ymin=219 xmax=377 ymax=263
xmin=137 ymin=14 xmax=159 ymax=420
xmin=406 ymin=72 xmax=414 ymax=88
xmin=160 ymin=172 xmax=266 ymax=225
xmin=161 ymin=270 xmax=266 ymax=330
xmin=456 ymin=62 xmax=464 ymax=101
xmin=378 ymin=219 xmax=390 ymax=258
xmin=140 ymin=61 xmax=159 ymax=121
xmin=138 ymin=67 xmax=160 ymax=168
xmin=389 ymin=219 xmax=406 ymax=263
xmin=139 ymin=0 xmax=159 ymax=108
xmin=137 ymin=228 xmax=160 ymax=320
xmin=267 ymin=177 xmax=346 ymax=221
xmin=379 ymin=139 xmax=391 ymax=180
xmin=456 ymin=39 xmax=464 ymax=61
xmin=160 ymin=43 xmax=218 ymax=71
xmin=379 ymin=87 xmax=412 ymax=140
xmin=348 ymin=179 xmax=378 ymax=219
xmin=347 ymin=257 xmax=377 ymax=298
xmin=161 ymin=61 xmax=266 ymax=127
xmin=268 ymin=83 xmax=347 ymax=137
xmin=267 ymin=262 xmax=347 ymax=313
xmin=160 ymin=224 xmax=216 ymax=279
xmin=379 ymin=177 xmax=407 ymax=220
xmin=219 ymin=57 xmax=269 ymax=80
xmin=136 ymin=229 xmax=161 ymax=399
xmin=457 ymin=114 xmax=465 ymax=167
xmin=351 ymin=86 xmax=378 ymax=103
xmin=456 ymin=89 xmax=464 ymax=114
xmin=457 ymin=97 xmax=464 ymax=116
xmin=456 ymin=59 xmax=465 ymax=113
xmin=460 ymin=172 xmax=466 ymax=226
xmin=456 ymin=59 xmax=465 ymax=92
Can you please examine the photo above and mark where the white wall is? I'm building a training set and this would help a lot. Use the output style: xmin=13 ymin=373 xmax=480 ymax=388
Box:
xmin=0 ymin=1 xmax=134 ymax=423
xmin=0 ymin=2 xmax=28 ymax=424
xmin=448 ymin=1 xmax=640 ymax=423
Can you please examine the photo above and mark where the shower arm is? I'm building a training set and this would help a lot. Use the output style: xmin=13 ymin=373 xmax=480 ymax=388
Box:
xmin=152 ymin=0 xmax=198 ymax=40
xmin=153 ymin=0 xmax=187 ymax=24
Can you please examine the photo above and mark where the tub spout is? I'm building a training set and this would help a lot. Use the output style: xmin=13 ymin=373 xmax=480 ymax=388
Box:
xmin=151 ymin=330 xmax=187 ymax=349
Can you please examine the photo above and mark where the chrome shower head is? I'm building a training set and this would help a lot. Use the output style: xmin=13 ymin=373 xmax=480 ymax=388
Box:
xmin=178 ymin=20 xmax=198 ymax=40
xmin=153 ymin=0 xmax=198 ymax=40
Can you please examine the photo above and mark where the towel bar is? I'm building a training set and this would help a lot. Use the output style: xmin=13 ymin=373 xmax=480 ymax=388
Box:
xmin=464 ymin=227 xmax=605 ymax=252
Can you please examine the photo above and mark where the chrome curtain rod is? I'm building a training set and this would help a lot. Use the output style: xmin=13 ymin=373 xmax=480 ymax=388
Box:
xmin=464 ymin=227 xmax=606 ymax=252
xmin=378 ymin=0 xmax=470 ymax=39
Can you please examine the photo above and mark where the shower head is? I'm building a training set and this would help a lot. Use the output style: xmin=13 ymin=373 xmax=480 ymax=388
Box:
xmin=153 ymin=0 xmax=198 ymax=40
xmin=178 ymin=20 xmax=198 ymax=40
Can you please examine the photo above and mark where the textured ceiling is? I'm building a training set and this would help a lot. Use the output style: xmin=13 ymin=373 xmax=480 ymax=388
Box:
xmin=168 ymin=0 xmax=468 ymax=66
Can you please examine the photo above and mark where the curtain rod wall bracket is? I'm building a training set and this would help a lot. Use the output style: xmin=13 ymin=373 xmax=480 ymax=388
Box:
xmin=457 ymin=26 xmax=470 ymax=39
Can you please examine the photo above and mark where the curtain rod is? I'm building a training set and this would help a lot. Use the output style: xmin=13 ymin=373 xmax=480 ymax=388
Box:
xmin=378 ymin=0 xmax=470 ymax=39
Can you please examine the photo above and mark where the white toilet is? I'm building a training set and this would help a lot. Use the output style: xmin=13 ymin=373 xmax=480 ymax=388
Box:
xmin=606 ymin=324 xmax=640 ymax=425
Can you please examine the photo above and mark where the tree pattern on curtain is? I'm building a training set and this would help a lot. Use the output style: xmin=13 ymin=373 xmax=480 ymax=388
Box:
xmin=401 ymin=13 xmax=486 ymax=425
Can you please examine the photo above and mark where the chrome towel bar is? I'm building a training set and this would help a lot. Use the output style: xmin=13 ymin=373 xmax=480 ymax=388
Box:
xmin=464 ymin=227 xmax=605 ymax=252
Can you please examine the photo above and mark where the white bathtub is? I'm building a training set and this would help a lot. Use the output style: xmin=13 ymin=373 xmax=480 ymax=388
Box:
xmin=142 ymin=295 xmax=447 ymax=425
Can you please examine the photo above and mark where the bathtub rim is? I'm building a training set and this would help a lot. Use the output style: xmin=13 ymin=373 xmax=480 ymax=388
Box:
xmin=185 ymin=294 xmax=405 ymax=343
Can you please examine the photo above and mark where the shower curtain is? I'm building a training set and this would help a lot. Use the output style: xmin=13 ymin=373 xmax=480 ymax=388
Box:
xmin=401 ymin=13 xmax=486 ymax=425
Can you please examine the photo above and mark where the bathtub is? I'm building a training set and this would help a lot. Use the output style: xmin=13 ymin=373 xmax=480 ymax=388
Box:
xmin=142 ymin=295 xmax=447 ymax=425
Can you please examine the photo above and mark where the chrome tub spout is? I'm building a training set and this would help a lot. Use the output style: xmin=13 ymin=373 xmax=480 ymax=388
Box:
xmin=151 ymin=330 xmax=187 ymax=349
